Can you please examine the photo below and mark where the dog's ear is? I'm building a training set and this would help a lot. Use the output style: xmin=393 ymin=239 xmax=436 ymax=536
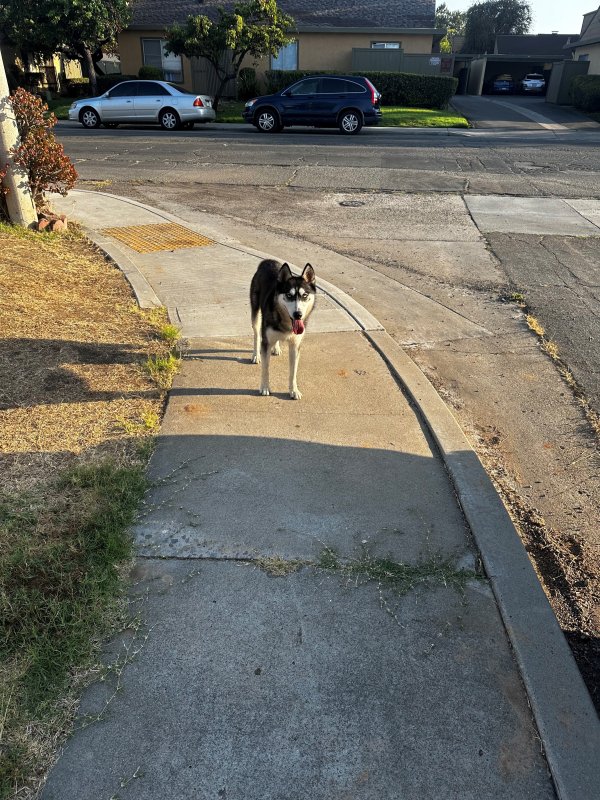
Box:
xmin=302 ymin=263 xmax=315 ymax=285
xmin=278 ymin=262 xmax=293 ymax=283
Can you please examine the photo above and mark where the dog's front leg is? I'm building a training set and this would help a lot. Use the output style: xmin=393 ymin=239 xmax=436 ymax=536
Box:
xmin=289 ymin=337 xmax=302 ymax=400
xmin=259 ymin=337 xmax=271 ymax=396
xmin=251 ymin=310 xmax=261 ymax=364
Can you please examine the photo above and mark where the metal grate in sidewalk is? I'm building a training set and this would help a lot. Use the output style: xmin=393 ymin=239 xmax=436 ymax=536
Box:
xmin=101 ymin=223 xmax=214 ymax=253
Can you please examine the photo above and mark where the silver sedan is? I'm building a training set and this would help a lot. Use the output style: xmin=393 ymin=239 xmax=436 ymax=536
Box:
xmin=69 ymin=80 xmax=216 ymax=130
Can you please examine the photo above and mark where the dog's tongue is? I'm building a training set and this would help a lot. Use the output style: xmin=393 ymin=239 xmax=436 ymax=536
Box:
xmin=292 ymin=319 xmax=305 ymax=335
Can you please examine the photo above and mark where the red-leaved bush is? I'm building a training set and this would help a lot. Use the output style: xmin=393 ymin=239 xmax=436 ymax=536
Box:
xmin=9 ymin=88 xmax=77 ymax=209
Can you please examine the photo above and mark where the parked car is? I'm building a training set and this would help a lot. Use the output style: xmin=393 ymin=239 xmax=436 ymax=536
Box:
xmin=242 ymin=75 xmax=382 ymax=135
xmin=492 ymin=74 xmax=515 ymax=94
xmin=520 ymin=73 xmax=546 ymax=94
xmin=68 ymin=80 xmax=216 ymax=130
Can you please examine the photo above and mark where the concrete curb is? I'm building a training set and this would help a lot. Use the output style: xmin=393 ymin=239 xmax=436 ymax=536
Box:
xmin=67 ymin=189 xmax=599 ymax=799
xmin=365 ymin=330 xmax=600 ymax=800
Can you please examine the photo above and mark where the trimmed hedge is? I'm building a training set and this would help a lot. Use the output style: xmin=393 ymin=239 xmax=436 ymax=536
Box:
xmin=96 ymin=74 xmax=137 ymax=94
xmin=570 ymin=75 xmax=600 ymax=113
xmin=64 ymin=77 xmax=90 ymax=97
xmin=264 ymin=70 xmax=458 ymax=109
xmin=238 ymin=67 xmax=261 ymax=100
xmin=139 ymin=65 xmax=164 ymax=80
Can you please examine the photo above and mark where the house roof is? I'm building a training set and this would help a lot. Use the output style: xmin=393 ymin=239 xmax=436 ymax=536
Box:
xmin=566 ymin=6 xmax=600 ymax=49
xmin=494 ymin=33 xmax=577 ymax=57
xmin=129 ymin=0 xmax=436 ymax=31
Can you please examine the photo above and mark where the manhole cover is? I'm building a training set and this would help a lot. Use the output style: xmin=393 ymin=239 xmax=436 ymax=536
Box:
xmin=339 ymin=200 xmax=366 ymax=207
xmin=101 ymin=223 xmax=214 ymax=253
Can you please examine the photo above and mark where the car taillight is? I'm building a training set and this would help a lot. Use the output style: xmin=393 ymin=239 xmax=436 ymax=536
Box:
xmin=365 ymin=79 xmax=378 ymax=105
xmin=193 ymin=97 xmax=204 ymax=107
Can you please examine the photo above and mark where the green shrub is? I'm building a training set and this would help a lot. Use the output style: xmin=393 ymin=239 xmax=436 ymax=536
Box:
xmin=264 ymin=70 xmax=458 ymax=109
xmin=138 ymin=65 xmax=164 ymax=80
xmin=96 ymin=74 xmax=137 ymax=95
xmin=64 ymin=77 xmax=90 ymax=97
xmin=238 ymin=67 xmax=260 ymax=100
xmin=570 ymin=75 xmax=600 ymax=113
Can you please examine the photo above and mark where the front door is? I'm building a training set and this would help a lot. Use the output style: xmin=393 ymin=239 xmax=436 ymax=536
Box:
xmin=100 ymin=82 xmax=138 ymax=121
xmin=279 ymin=77 xmax=320 ymax=125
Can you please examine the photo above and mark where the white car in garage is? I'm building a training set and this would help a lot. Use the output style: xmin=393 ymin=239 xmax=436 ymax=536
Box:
xmin=520 ymin=74 xmax=546 ymax=94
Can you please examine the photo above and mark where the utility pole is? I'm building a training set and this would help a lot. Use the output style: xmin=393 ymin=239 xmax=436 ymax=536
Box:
xmin=0 ymin=48 xmax=38 ymax=227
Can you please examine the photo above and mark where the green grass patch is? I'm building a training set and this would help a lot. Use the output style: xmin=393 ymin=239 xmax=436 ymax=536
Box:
xmin=215 ymin=100 xmax=467 ymax=128
xmin=46 ymin=98 xmax=73 ymax=121
xmin=158 ymin=323 xmax=181 ymax=345
xmin=380 ymin=106 xmax=468 ymax=128
xmin=216 ymin=99 xmax=246 ymax=122
xmin=143 ymin=352 xmax=180 ymax=389
xmin=0 ymin=460 xmax=147 ymax=797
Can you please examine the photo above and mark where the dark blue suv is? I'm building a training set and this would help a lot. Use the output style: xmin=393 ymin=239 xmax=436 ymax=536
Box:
xmin=243 ymin=75 xmax=382 ymax=135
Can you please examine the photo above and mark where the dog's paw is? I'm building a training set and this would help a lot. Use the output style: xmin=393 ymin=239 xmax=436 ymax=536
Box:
xmin=271 ymin=342 xmax=282 ymax=356
xmin=290 ymin=389 xmax=302 ymax=400
xmin=251 ymin=353 xmax=261 ymax=364
xmin=259 ymin=387 xmax=271 ymax=396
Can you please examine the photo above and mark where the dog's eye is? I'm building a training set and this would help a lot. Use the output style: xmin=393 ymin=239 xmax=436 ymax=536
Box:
xmin=286 ymin=292 xmax=294 ymax=300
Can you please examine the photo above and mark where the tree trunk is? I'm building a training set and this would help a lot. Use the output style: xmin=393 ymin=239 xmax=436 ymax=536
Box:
xmin=82 ymin=47 xmax=97 ymax=95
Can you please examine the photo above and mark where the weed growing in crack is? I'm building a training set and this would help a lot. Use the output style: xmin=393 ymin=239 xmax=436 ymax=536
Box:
xmin=318 ymin=548 xmax=478 ymax=596
xmin=255 ymin=556 xmax=306 ymax=576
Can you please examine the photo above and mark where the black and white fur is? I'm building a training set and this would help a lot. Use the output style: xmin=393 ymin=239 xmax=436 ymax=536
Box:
xmin=250 ymin=259 xmax=316 ymax=400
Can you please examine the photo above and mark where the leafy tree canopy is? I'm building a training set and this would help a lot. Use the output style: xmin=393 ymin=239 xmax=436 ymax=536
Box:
xmin=435 ymin=2 xmax=467 ymax=53
xmin=463 ymin=0 xmax=532 ymax=53
xmin=165 ymin=0 xmax=295 ymax=109
xmin=0 ymin=0 xmax=130 ymax=93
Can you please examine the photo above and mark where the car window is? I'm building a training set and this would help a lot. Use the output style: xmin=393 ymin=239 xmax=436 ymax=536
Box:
xmin=167 ymin=84 xmax=194 ymax=95
xmin=317 ymin=78 xmax=366 ymax=94
xmin=107 ymin=82 xmax=138 ymax=98
xmin=343 ymin=80 xmax=365 ymax=93
xmin=287 ymin=78 xmax=320 ymax=96
xmin=319 ymin=78 xmax=344 ymax=93
xmin=138 ymin=82 xmax=170 ymax=97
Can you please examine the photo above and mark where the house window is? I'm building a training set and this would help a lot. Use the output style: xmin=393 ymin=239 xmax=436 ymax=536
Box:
xmin=141 ymin=38 xmax=183 ymax=82
xmin=578 ymin=54 xmax=590 ymax=61
xmin=371 ymin=42 xmax=401 ymax=49
xmin=271 ymin=41 xmax=298 ymax=70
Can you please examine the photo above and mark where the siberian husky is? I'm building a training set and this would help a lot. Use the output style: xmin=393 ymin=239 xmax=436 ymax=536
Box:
xmin=250 ymin=259 xmax=317 ymax=400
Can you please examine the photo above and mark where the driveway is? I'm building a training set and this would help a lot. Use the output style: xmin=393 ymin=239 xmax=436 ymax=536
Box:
xmin=451 ymin=95 xmax=599 ymax=131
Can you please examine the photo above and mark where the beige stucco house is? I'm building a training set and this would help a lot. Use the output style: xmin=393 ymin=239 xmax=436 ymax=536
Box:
xmin=118 ymin=0 xmax=445 ymax=95
xmin=566 ymin=5 xmax=600 ymax=74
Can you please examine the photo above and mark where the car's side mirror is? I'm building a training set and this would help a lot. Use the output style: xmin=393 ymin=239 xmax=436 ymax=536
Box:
xmin=281 ymin=90 xmax=290 ymax=97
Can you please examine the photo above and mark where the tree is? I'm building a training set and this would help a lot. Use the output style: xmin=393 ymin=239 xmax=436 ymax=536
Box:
xmin=463 ymin=0 xmax=531 ymax=53
xmin=165 ymin=0 xmax=295 ymax=110
xmin=0 ymin=0 xmax=130 ymax=95
xmin=435 ymin=3 xmax=467 ymax=54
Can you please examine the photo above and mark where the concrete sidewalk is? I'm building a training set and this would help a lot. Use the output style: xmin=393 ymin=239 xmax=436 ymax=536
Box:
xmin=43 ymin=190 xmax=599 ymax=800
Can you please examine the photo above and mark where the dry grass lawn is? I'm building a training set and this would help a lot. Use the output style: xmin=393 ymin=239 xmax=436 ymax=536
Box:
xmin=0 ymin=225 xmax=171 ymax=490
xmin=0 ymin=223 xmax=176 ymax=798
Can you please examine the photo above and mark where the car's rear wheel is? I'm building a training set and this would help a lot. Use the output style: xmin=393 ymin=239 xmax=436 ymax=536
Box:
xmin=80 ymin=107 xmax=101 ymax=129
xmin=255 ymin=107 xmax=282 ymax=133
xmin=338 ymin=109 xmax=362 ymax=135
xmin=159 ymin=108 xmax=181 ymax=130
